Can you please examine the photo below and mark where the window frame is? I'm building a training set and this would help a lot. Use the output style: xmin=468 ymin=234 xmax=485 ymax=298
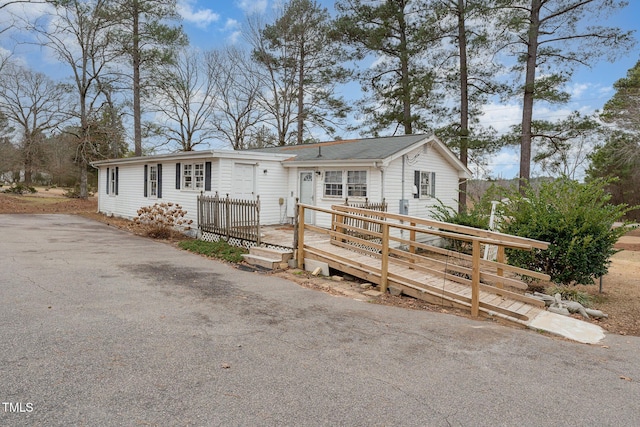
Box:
xmin=323 ymin=170 xmax=343 ymax=198
xmin=182 ymin=162 xmax=205 ymax=191
xmin=148 ymin=165 xmax=158 ymax=198
xmin=323 ymin=169 xmax=367 ymax=199
xmin=416 ymin=170 xmax=436 ymax=198
xmin=109 ymin=167 xmax=117 ymax=196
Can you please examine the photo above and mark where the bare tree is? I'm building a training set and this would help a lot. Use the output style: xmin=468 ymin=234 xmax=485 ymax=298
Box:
xmin=207 ymin=46 xmax=266 ymax=150
xmin=0 ymin=62 xmax=68 ymax=184
xmin=30 ymin=0 xmax=120 ymax=197
xmin=149 ymin=48 xmax=216 ymax=151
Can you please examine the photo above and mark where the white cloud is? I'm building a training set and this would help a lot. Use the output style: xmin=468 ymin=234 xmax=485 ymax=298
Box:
xmin=224 ymin=18 xmax=240 ymax=31
xmin=480 ymin=103 xmax=522 ymax=135
xmin=569 ymin=82 xmax=590 ymax=99
xmin=485 ymin=149 xmax=520 ymax=179
xmin=227 ymin=30 xmax=242 ymax=45
xmin=178 ymin=0 xmax=220 ymax=29
xmin=237 ymin=0 xmax=268 ymax=15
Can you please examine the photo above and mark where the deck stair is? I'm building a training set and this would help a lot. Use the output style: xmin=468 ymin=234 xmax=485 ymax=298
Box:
xmin=242 ymin=246 xmax=293 ymax=270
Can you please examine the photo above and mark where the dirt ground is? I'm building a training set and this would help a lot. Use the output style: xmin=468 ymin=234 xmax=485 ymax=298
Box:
xmin=2 ymin=187 xmax=639 ymax=337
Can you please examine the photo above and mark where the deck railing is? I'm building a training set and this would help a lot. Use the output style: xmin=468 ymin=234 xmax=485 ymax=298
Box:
xmin=342 ymin=198 xmax=387 ymax=238
xmin=198 ymin=192 xmax=261 ymax=244
xmin=296 ymin=203 xmax=549 ymax=318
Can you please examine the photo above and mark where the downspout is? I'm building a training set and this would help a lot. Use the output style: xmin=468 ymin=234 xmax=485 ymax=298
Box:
xmin=401 ymin=155 xmax=405 ymax=203
xmin=375 ymin=161 xmax=384 ymax=200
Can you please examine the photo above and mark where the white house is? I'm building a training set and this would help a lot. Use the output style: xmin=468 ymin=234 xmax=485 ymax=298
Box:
xmin=92 ymin=134 xmax=472 ymax=230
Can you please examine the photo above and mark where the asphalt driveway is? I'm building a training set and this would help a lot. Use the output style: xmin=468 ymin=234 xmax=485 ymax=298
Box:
xmin=1 ymin=214 xmax=639 ymax=426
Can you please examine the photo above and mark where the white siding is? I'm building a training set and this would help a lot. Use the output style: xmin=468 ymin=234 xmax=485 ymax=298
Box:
xmin=383 ymin=145 xmax=459 ymax=219
xmin=256 ymin=160 xmax=290 ymax=225
xmin=96 ymin=157 xmax=289 ymax=227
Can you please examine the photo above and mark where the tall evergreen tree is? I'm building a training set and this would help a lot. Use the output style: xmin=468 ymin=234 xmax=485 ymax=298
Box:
xmin=588 ymin=61 xmax=640 ymax=219
xmin=335 ymin=0 xmax=442 ymax=135
xmin=252 ymin=0 xmax=350 ymax=145
xmin=111 ymin=0 xmax=187 ymax=156
xmin=498 ymin=0 xmax=635 ymax=192
xmin=430 ymin=0 xmax=506 ymax=209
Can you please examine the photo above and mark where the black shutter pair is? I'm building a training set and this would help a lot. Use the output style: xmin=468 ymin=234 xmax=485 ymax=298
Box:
xmin=106 ymin=167 xmax=119 ymax=195
xmin=144 ymin=164 xmax=162 ymax=198
xmin=413 ymin=171 xmax=436 ymax=198
xmin=175 ymin=161 xmax=211 ymax=191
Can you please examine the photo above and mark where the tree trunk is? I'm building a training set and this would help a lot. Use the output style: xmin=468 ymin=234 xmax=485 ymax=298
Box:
xmin=520 ymin=0 xmax=541 ymax=193
xmin=297 ymin=46 xmax=305 ymax=145
xmin=133 ymin=0 xmax=142 ymax=156
xmin=80 ymin=161 xmax=88 ymax=199
xmin=399 ymin=12 xmax=412 ymax=135
xmin=457 ymin=0 xmax=469 ymax=212
xmin=23 ymin=143 xmax=33 ymax=185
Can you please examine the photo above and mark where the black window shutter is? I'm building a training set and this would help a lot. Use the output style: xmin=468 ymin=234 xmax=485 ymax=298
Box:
xmin=175 ymin=163 xmax=181 ymax=189
xmin=157 ymin=163 xmax=163 ymax=198
xmin=115 ymin=167 xmax=119 ymax=195
xmin=205 ymin=161 xmax=212 ymax=191
xmin=106 ymin=168 xmax=109 ymax=194
xmin=413 ymin=170 xmax=420 ymax=199
xmin=430 ymin=172 xmax=436 ymax=197
xmin=144 ymin=165 xmax=148 ymax=197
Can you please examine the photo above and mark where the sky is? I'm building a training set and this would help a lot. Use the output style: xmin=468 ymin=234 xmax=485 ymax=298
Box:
xmin=1 ymin=0 xmax=639 ymax=179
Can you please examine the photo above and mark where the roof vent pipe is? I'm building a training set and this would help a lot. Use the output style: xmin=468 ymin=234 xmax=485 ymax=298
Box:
xmin=317 ymin=146 xmax=322 ymax=157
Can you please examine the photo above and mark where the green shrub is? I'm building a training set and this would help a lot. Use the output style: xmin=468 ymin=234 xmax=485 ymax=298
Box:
xmin=3 ymin=184 xmax=36 ymax=194
xmin=63 ymin=186 xmax=93 ymax=198
xmin=498 ymin=177 xmax=635 ymax=286
xmin=178 ymin=239 xmax=247 ymax=263
xmin=430 ymin=186 xmax=503 ymax=253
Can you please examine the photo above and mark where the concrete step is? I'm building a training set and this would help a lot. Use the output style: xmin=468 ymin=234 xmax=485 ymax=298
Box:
xmin=242 ymin=254 xmax=283 ymax=270
xmin=249 ymin=246 xmax=293 ymax=262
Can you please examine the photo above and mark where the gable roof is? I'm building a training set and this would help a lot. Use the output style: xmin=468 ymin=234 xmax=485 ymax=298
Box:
xmin=251 ymin=134 xmax=472 ymax=177
xmin=252 ymin=134 xmax=428 ymax=161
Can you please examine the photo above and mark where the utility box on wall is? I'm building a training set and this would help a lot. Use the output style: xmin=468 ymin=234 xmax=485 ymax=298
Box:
xmin=399 ymin=199 xmax=409 ymax=215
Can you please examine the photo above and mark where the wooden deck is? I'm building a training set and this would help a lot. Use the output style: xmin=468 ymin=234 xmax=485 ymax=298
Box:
xmin=294 ymin=204 xmax=551 ymax=326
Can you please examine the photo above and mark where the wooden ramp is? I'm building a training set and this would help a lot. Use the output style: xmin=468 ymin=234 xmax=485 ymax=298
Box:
xmin=304 ymin=240 xmax=545 ymax=325
xmin=296 ymin=204 xmax=551 ymax=326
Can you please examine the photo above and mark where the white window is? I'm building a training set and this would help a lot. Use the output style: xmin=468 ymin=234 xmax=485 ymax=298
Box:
xmin=323 ymin=170 xmax=367 ymax=198
xmin=183 ymin=163 xmax=204 ymax=190
xmin=347 ymin=171 xmax=367 ymax=197
xmin=416 ymin=171 xmax=436 ymax=198
xmin=109 ymin=168 xmax=117 ymax=195
xmin=149 ymin=165 xmax=158 ymax=197
xmin=324 ymin=171 xmax=343 ymax=197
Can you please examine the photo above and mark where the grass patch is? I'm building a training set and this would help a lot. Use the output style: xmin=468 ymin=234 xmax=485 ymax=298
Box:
xmin=179 ymin=239 xmax=247 ymax=263
xmin=546 ymin=285 xmax=593 ymax=308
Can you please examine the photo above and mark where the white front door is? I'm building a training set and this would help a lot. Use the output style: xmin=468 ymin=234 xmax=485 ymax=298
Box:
xmin=233 ymin=163 xmax=255 ymax=199
xmin=299 ymin=171 xmax=314 ymax=224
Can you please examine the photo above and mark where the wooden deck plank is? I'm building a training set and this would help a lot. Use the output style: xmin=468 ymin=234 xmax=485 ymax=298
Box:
xmin=301 ymin=236 xmax=540 ymax=325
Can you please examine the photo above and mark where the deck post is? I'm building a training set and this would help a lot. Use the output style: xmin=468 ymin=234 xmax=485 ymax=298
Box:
xmin=380 ymin=223 xmax=390 ymax=293
xmin=256 ymin=195 xmax=261 ymax=246
xmin=197 ymin=192 xmax=202 ymax=234
xmin=297 ymin=204 xmax=306 ymax=269
xmin=496 ymin=245 xmax=505 ymax=290
xmin=471 ymin=239 xmax=481 ymax=317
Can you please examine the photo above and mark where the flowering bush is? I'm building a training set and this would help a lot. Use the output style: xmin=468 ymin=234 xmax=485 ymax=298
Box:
xmin=134 ymin=202 xmax=192 ymax=239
